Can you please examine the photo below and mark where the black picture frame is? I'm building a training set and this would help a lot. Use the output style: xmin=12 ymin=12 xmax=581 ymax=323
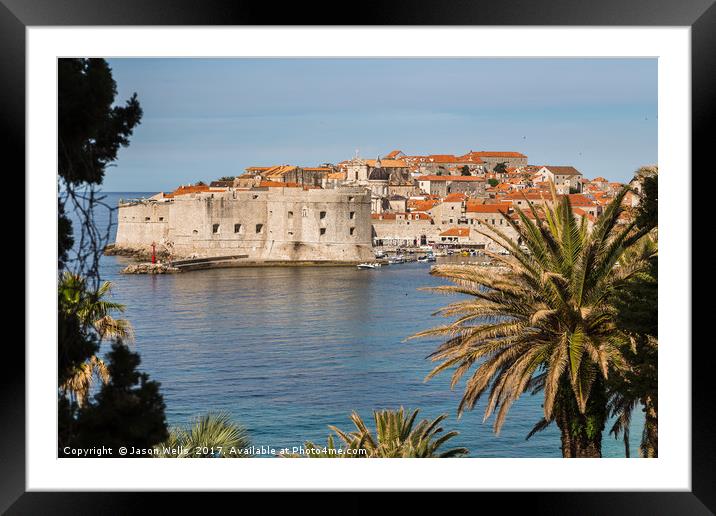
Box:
xmin=5 ymin=0 xmax=707 ymax=512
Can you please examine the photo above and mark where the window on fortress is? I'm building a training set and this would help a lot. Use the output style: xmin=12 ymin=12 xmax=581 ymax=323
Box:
xmin=234 ymin=223 xmax=242 ymax=233
xmin=349 ymin=227 xmax=355 ymax=236
xmin=256 ymin=224 xmax=264 ymax=234
xmin=288 ymin=211 xmax=293 ymax=219
xmin=212 ymin=224 xmax=220 ymax=234
xmin=320 ymin=211 xmax=327 ymax=219
xmin=320 ymin=228 xmax=326 ymax=236
xmin=145 ymin=217 xmax=150 ymax=221
xmin=348 ymin=196 xmax=354 ymax=202
xmin=159 ymin=217 xmax=164 ymax=221
xmin=349 ymin=211 xmax=355 ymax=219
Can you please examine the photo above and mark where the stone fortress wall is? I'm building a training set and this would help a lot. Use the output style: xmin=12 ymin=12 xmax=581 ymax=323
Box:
xmin=114 ymin=186 xmax=374 ymax=262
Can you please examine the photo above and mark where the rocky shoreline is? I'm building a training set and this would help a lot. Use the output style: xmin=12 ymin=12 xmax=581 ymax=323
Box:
xmin=121 ymin=262 xmax=180 ymax=274
xmin=104 ymin=243 xmax=170 ymax=262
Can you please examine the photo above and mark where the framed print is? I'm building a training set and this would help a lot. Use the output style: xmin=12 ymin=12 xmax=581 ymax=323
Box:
xmin=5 ymin=0 xmax=709 ymax=512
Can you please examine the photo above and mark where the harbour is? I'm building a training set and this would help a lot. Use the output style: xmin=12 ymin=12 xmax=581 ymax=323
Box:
xmin=92 ymin=193 xmax=644 ymax=457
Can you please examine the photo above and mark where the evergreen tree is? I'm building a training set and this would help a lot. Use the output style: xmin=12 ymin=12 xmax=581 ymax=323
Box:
xmin=70 ymin=342 xmax=168 ymax=455
xmin=57 ymin=58 xmax=161 ymax=454
xmin=608 ymin=167 xmax=658 ymax=457
xmin=58 ymin=58 xmax=142 ymax=273
xmin=493 ymin=161 xmax=508 ymax=175
xmin=58 ymin=58 xmax=142 ymax=186
xmin=635 ymin=172 xmax=658 ymax=231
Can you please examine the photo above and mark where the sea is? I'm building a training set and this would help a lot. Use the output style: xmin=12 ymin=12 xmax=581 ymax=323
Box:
xmin=69 ymin=191 xmax=644 ymax=458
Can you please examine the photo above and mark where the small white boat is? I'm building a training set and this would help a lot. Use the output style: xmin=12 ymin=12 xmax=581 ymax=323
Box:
xmin=357 ymin=262 xmax=382 ymax=269
xmin=417 ymin=255 xmax=430 ymax=262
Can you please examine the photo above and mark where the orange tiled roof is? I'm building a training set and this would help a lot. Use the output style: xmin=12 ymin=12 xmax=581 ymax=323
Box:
xmin=466 ymin=202 xmax=511 ymax=214
xmin=463 ymin=151 xmax=527 ymax=159
xmin=443 ymin=192 xmax=468 ymax=202
xmin=567 ymin=194 xmax=596 ymax=206
xmin=409 ymin=199 xmax=440 ymax=212
xmin=264 ymin=165 xmax=298 ymax=178
xmin=440 ymin=227 xmax=470 ymax=237
xmin=165 ymin=185 xmax=213 ymax=198
xmin=365 ymin=159 xmax=407 ymax=168
xmin=426 ymin=154 xmax=458 ymax=163
xmin=573 ymin=207 xmax=596 ymax=221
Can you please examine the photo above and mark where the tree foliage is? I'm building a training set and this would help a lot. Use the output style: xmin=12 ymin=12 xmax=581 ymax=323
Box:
xmin=67 ymin=342 xmax=168 ymax=455
xmin=155 ymin=413 xmax=250 ymax=458
xmin=633 ymin=166 xmax=658 ymax=232
xmin=57 ymin=58 xmax=167 ymax=455
xmin=411 ymin=183 xmax=651 ymax=457
xmin=607 ymin=167 xmax=658 ymax=457
xmin=294 ymin=408 xmax=468 ymax=458
xmin=493 ymin=162 xmax=508 ymax=175
xmin=58 ymin=58 xmax=143 ymax=275
xmin=58 ymin=59 xmax=142 ymax=186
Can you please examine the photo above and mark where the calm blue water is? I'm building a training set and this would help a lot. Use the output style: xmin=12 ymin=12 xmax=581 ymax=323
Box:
xmin=71 ymin=192 xmax=644 ymax=457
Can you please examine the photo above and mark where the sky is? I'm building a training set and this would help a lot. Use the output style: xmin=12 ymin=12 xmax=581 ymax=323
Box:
xmin=104 ymin=58 xmax=657 ymax=192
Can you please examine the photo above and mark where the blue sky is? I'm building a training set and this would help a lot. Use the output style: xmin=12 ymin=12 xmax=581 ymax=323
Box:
xmin=104 ymin=58 xmax=657 ymax=192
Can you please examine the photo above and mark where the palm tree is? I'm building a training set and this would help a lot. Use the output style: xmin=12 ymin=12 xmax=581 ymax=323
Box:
xmin=59 ymin=272 xmax=134 ymax=341
xmin=292 ymin=407 xmax=468 ymax=458
xmin=60 ymin=355 xmax=110 ymax=408
xmin=155 ymin=412 xmax=251 ymax=457
xmin=58 ymin=272 xmax=134 ymax=406
xmin=411 ymin=184 xmax=650 ymax=457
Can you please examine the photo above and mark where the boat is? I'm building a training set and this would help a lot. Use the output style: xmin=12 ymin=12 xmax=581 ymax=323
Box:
xmin=357 ymin=262 xmax=382 ymax=269
xmin=417 ymin=255 xmax=429 ymax=263
xmin=426 ymin=254 xmax=437 ymax=262
xmin=388 ymin=255 xmax=405 ymax=264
